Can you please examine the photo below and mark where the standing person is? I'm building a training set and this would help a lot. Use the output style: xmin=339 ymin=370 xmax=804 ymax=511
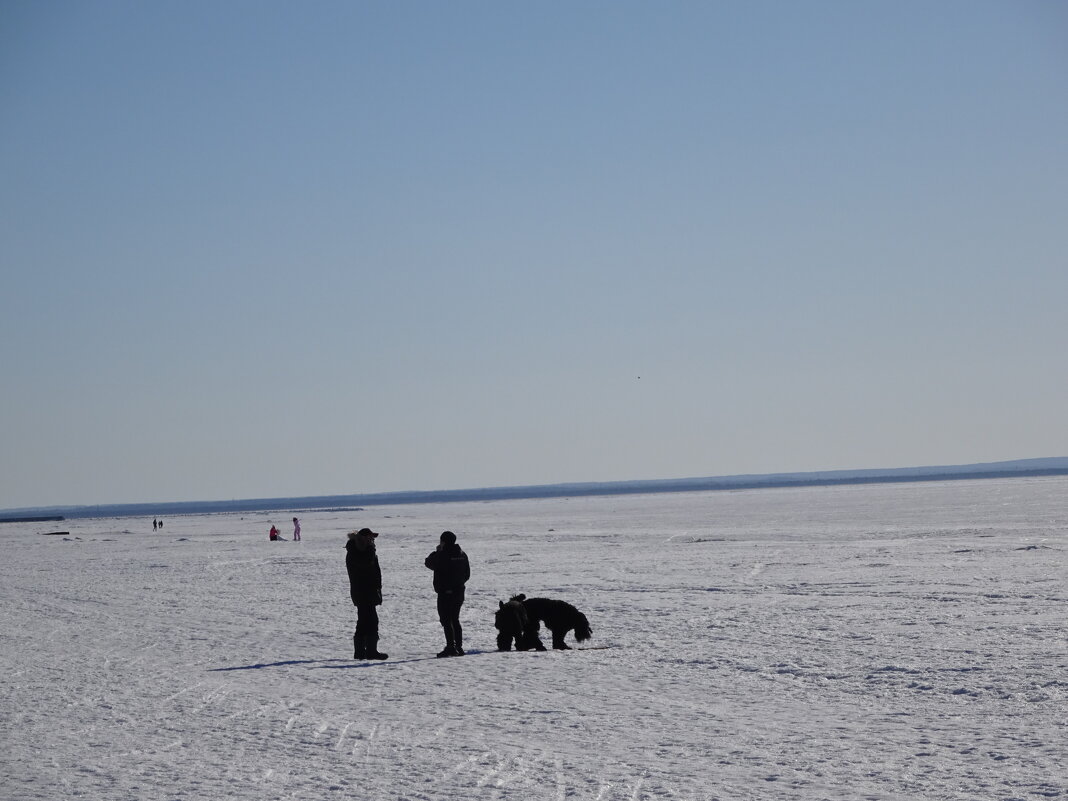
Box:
xmin=424 ymin=530 xmax=470 ymax=657
xmin=292 ymin=517 xmax=301 ymax=541
xmin=346 ymin=528 xmax=387 ymax=660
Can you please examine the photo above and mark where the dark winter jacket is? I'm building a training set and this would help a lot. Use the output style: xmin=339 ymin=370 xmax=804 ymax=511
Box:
xmin=424 ymin=543 xmax=470 ymax=594
xmin=346 ymin=534 xmax=383 ymax=606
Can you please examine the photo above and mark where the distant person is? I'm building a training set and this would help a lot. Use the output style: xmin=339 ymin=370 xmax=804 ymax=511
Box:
xmin=153 ymin=518 xmax=158 ymax=531
xmin=292 ymin=517 xmax=301 ymax=541
xmin=269 ymin=524 xmax=281 ymax=541
xmin=346 ymin=528 xmax=387 ymax=660
xmin=424 ymin=530 xmax=470 ymax=657
xmin=159 ymin=519 xmax=163 ymax=528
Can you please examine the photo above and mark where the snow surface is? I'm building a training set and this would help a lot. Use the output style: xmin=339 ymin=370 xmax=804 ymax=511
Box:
xmin=2 ymin=477 xmax=1066 ymax=800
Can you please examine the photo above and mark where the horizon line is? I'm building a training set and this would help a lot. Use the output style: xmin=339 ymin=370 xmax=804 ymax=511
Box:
xmin=4 ymin=455 xmax=1068 ymax=521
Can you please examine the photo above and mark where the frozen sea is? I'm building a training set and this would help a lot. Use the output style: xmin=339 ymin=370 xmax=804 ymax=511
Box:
xmin=1 ymin=477 xmax=1065 ymax=800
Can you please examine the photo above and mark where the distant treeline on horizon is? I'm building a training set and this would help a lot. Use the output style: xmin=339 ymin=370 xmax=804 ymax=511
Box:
xmin=3 ymin=457 xmax=1067 ymax=522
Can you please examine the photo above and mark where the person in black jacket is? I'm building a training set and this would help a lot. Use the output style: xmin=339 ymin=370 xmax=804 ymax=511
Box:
xmin=346 ymin=528 xmax=387 ymax=660
xmin=424 ymin=530 xmax=470 ymax=657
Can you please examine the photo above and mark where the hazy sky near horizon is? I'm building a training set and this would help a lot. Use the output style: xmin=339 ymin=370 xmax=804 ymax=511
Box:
xmin=2 ymin=1 xmax=1066 ymax=509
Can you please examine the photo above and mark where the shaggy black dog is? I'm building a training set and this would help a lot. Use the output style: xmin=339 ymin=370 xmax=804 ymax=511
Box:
xmin=495 ymin=593 xmax=592 ymax=651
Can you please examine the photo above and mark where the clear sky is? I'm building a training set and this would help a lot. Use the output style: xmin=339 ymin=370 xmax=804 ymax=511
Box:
xmin=2 ymin=1 xmax=1066 ymax=509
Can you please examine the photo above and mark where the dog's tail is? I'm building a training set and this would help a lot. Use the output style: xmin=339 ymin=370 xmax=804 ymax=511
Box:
xmin=574 ymin=612 xmax=592 ymax=642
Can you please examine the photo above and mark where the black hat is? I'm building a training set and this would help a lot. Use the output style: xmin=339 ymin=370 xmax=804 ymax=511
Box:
xmin=440 ymin=530 xmax=456 ymax=544
xmin=357 ymin=527 xmax=378 ymax=538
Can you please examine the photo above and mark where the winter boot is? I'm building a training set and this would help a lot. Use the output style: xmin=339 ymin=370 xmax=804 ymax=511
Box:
xmin=437 ymin=623 xmax=459 ymax=658
xmin=364 ymin=636 xmax=388 ymax=660
xmin=353 ymin=633 xmax=365 ymax=659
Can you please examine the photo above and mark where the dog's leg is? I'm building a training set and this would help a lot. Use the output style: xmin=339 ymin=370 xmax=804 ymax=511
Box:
xmin=526 ymin=622 xmax=547 ymax=651
xmin=550 ymin=629 xmax=572 ymax=650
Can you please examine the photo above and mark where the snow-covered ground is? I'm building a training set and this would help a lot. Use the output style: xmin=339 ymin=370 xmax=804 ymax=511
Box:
xmin=2 ymin=477 xmax=1065 ymax=800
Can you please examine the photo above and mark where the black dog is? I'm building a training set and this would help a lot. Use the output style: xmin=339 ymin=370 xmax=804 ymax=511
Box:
xmin=495 ymin=594 xmax=592 ymax=651
xmin=494 ymin=595 xmax=529 ymax=651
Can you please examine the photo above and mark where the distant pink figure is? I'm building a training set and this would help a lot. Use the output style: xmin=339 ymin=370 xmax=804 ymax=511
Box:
xmin=292 ymin=517 xmax=301 ymax=541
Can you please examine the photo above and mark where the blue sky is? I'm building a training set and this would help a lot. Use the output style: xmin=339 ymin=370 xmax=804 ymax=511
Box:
xmin=2 ymin=1 xmax=1066 ymax=509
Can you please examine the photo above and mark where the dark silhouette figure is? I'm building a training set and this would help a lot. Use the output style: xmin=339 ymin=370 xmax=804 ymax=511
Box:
xmin=346 ymin=528 xmax=387 ymax=660
xmin=424 ymin=530 xmax=470 ymax=657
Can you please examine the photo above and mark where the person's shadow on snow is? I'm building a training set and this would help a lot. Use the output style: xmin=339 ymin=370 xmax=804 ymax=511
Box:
xmin=208 ymin=658 xmax=350 ymax=671
xmin=209 ymin=648 xmax=563 ymax=671
xmin=314 ymin=649 xmax=502 ymax=668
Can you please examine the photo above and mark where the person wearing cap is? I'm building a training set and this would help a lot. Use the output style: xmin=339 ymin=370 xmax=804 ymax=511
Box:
xmin=424 ymin=530 xmax=471 ymax=657
xmin=345 ymin=528 xmax=387 ymax=660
